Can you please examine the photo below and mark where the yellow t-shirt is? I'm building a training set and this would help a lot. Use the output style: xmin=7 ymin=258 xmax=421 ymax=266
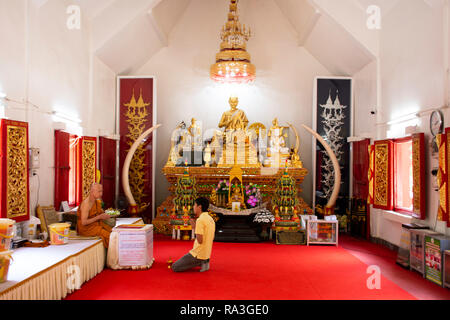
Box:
xmin=189 ymin=212 xmax=216 ymax=260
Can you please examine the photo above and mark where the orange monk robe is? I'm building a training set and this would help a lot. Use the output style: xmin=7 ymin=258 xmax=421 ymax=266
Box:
xmin=77 ymin=200 xmax=112 ymax=248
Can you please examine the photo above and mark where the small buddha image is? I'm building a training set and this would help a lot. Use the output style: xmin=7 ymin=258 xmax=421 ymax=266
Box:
xmin=230 ymin=185 xmax=245 ymax=210
xmin=232 ymin=186 xmax=243 ymax=202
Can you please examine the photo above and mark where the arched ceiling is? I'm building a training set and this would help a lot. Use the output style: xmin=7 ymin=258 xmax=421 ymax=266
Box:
xmin=33 ymin=0 xmax=440 ymax=76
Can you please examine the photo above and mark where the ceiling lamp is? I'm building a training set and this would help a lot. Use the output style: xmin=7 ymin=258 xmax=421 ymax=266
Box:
xmin=210 ymin=0 xmax=255 ymax=84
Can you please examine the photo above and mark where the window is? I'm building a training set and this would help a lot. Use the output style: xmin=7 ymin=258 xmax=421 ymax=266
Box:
xmin=372 ymin=133 xmax=425 ymax=219
xmin=393 ymin=137 xmax=413 ymax=214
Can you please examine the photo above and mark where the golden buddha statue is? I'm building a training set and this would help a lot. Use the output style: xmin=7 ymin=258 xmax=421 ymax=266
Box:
xmin=219 ymin=96 xmax=249 ymax=131
xmin=218 ymin=96 xmax=259 ymax=167
xmin=229 ymin=185 xmax=245 ymax=209
xmin=290 ymin=147 xmax=303 ymax=168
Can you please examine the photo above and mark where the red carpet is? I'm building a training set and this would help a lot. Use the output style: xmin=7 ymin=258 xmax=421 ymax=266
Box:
xmin=65 ymin=235 xmax=417 ymax=300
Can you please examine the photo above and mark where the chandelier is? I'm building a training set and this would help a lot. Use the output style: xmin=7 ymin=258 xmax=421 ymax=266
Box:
xmin=210 ymin=0 xmax=256 ymax=84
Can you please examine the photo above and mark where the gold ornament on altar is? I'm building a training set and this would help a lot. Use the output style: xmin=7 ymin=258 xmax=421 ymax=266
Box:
xmin=210 ymin=0 xmax=255 ymax=83
xmin=124 ymin=89 xmax=151 ymax=213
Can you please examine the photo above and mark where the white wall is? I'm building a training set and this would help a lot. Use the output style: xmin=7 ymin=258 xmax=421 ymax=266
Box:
xmin=0 ymin=0 xmax=116 ymax=218
xmin=134 ymin=0 xmax=331 ymax=209
xmin=367 ymin=0 xmax=450 ymax=246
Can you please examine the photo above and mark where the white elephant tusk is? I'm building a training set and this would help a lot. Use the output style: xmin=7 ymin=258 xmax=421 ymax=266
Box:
xmin=301 ymin=124 xmax=341 ymax=209
xmin=287 ymin=122 xmax=300 ymax=152
xmin=122 ymin=124 xmax=162 ymax=208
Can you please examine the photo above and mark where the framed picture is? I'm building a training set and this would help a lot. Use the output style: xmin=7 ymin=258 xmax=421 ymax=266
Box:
xmin=312 ymin=77 xmax=353 ymax=216
xmin=232 ymin=202 xmax=241 ymax=212
xmin=36 ymin=205 xmax=60 ymax=234
xmin=61 ymin=201 xmax=70 ymax=212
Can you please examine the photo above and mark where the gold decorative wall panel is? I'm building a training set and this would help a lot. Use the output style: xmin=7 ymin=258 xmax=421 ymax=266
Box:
xmin=373 ymin=143 xmax=389 ymax=208
xmin=81 ymin=139 xmax=97 ymax=202
xmin=0 ymin=120 xmax=29 ymax=222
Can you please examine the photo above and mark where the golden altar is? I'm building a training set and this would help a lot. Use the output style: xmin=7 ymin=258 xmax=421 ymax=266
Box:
xmin=154 ymin=166 xmax=313 ymax=235
xmin=152 ymin=96 xmax=313 ymax=236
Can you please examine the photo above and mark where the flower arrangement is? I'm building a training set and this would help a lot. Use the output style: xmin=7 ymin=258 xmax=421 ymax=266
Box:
xmin=253 ymin=209 xmax=275 ymax=224
xmin=215 ymin=180 xmax=230 ymax=193
xmin=245 ymin=183 xmax=261 ymax=208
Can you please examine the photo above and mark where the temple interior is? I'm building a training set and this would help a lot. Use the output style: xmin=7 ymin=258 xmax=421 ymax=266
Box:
xmin=0 ymin=0 xmax=449 ymax=302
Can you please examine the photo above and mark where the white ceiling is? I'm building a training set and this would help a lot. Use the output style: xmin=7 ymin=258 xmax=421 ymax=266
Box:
xmin=43 ymin=0 xmax=439 ymax=76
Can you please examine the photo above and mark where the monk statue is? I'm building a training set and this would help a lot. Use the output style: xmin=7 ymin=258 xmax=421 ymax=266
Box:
xmin=77 ymin=183 xmax=113 ymax=248
xmin=218 ymin=96 xmax=249 ymax=131
xmin=188 ymin=118 xmax=202 ymax=147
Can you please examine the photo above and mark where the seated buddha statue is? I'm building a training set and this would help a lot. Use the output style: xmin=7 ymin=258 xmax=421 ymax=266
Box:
xmin=229 ymin=186 xmax=246 ymax=209
xmin=218 ymin=96 xmax=249 ymax=132
xmin=218 ymin=97 xmax=258 ymax=166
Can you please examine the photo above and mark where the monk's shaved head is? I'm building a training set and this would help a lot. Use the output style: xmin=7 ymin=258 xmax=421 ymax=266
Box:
xmin=89 ymin=183 xmax=103 ymax=200
xmin=90 ymin=183 xmax=102 ymax=192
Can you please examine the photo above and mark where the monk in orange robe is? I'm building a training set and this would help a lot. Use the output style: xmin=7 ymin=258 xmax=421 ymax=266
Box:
xmin=77 ymin=183 xmax=112 ymax=248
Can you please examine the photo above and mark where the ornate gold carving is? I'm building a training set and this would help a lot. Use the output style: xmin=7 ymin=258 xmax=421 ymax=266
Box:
xmin=437 ymin=134 xmax=446 ymax=221
xmin=412 ymin=137 xmax=421 ymax=215
xmin=124 ymin=90 xmax=151 ymax=213
xmin=216 ymin=50 xmax=251 ymax=62
xmin=6 ymin=125 xmax=28 ymax=218
xmin=81 ymin=140 xmax=96 ymax=201
xmin=374 ymin=143 xmax=388 ymax=207
xmin=368 ymin=146 xmax=374 ymax=204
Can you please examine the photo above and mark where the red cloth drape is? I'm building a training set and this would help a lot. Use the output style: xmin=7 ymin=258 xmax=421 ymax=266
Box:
xmin=54 ymin=130 xmax=70 ymax=210
xmin=99 ymin=137 xmax=117 ymax=209
xmin=352 ymin=139 xmax=370 ymax=199
xmin=352 ymin=139 xmax=370 ymax=240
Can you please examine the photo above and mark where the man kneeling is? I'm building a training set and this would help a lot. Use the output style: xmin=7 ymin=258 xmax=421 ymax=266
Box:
xmin=77 ymin=183 xmax=112 ymax=248
xmin=172 ymin=197 xmax=215 ymax=272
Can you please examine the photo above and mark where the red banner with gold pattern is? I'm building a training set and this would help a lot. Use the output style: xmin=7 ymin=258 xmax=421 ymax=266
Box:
xmin=118 ymin=77 xmax=155 ymax=221
xmin=76 ymin=136 xmax=97 ymax=205
xmin=0 ymin=119 xmax=30 ymax=222
xmin=412 ymin=133 xmax=426 ymax=220
xmin=373 ymin=140 xmax=393 ymax=210
xmin=436 ymin=133 xmax=448 ymax=224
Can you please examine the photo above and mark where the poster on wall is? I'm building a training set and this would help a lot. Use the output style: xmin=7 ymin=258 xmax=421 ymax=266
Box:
xmin=117 ymin=76 xmax=157 ymax=221
xmin=313 ymin=77 xmax=353 ymax=217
